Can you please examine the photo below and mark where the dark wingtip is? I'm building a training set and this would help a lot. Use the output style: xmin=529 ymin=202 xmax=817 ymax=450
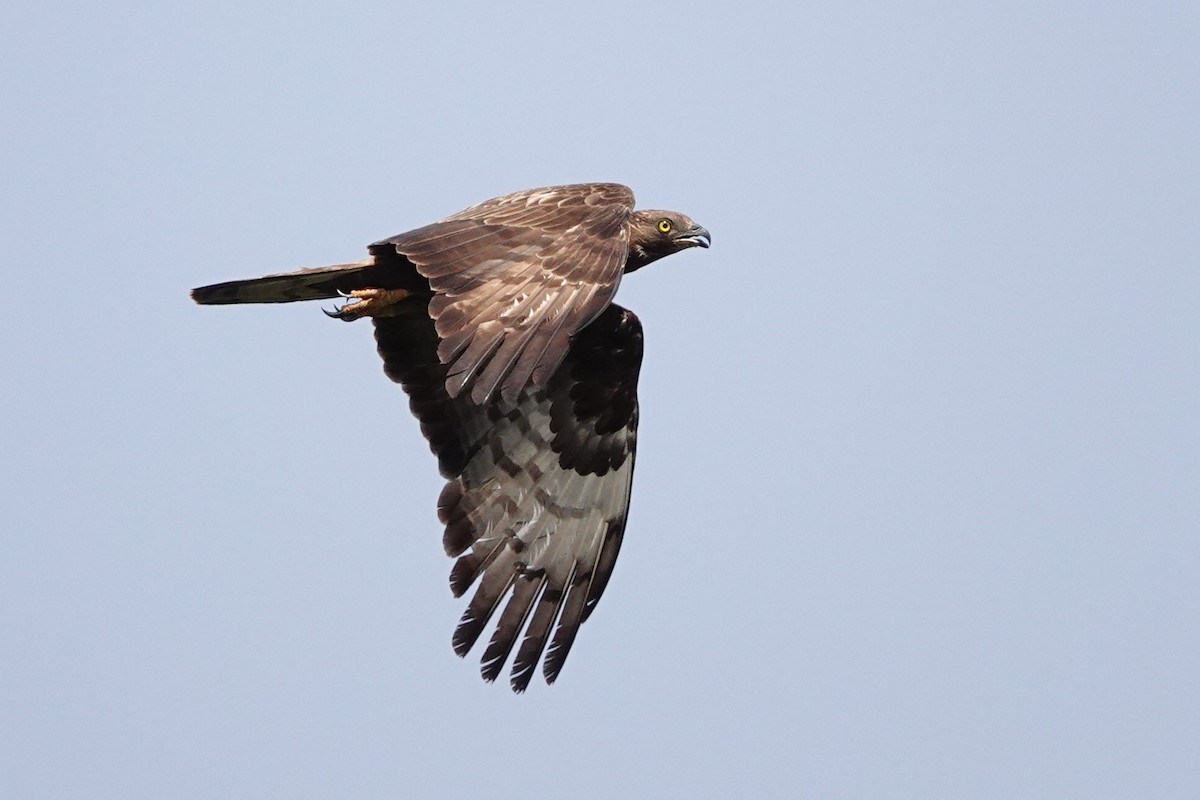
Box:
xmin=510 ymin=669 xmax=534 ymax=693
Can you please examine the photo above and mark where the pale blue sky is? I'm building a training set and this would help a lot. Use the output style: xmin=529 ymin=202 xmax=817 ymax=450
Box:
xmin=3 ymin=2 xmax=1198 ymax=798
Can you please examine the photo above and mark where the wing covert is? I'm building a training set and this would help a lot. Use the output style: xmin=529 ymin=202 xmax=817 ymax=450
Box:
xmin=371 ymin=183 xmax=635 ymax=405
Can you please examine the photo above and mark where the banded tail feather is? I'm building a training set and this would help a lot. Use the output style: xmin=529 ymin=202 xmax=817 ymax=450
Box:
xmin=190 ymin=260 xmax=408 ymax=305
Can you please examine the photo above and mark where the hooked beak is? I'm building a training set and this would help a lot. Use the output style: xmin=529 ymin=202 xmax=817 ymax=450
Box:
xmin=674 ymin=224 xmax=711 ymax=249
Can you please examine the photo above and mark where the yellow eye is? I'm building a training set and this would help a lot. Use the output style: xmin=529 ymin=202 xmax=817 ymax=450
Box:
xmin=657 ymin=219 xmax=672 ymax=233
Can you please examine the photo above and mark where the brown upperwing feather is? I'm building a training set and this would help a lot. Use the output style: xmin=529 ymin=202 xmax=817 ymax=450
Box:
xmin=191 ymin=184 xmax=636 ymax=405
xmin=373 ymin=297 xmax=642 ymax=692
xmin=372 ymin=183 xmax=636 ymax=406
xmin=188 ymin=184 xmax=709 ymax=692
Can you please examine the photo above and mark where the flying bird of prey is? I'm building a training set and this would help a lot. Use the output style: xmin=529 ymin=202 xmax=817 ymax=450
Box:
xmin=191 ymin=183 xmax=710 ymax=691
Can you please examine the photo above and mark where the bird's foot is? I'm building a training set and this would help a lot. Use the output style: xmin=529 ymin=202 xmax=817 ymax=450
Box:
xmin=324 ymin=288 xmax=412 ymax=321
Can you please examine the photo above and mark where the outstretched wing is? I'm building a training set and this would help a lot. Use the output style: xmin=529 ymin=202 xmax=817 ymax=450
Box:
xmin=372 ymin=183 xmax=635 ymax=405
xmin=374 ymin=297 xmax=642 ymax=691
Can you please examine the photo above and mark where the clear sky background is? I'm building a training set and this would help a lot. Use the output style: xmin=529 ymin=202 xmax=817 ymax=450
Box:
xmin=3 ymin=2 xmax=1197 ymax=798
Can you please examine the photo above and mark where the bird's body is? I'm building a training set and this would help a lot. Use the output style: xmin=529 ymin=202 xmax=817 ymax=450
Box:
xmin=192 ymin=183 xmax=709 ymax=690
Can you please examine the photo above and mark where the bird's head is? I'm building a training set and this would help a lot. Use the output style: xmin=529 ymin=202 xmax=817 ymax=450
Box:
xmin=624 ymin=210 xmax=711 ymax=272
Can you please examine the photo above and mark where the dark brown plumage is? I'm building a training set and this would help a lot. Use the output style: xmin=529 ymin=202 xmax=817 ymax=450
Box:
xmin=191 ymin=183 xmax=709 ymax=690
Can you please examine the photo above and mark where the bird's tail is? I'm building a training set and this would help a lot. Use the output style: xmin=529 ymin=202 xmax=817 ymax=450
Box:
xmin=191 ymin=260 xmax=388 ymax=305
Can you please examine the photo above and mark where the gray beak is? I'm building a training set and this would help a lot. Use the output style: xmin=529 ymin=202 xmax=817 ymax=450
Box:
xmin=676 ymin=225 xmax=711 ymax=248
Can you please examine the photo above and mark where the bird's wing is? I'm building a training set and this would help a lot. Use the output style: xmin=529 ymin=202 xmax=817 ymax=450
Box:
xmin=372 ymin=183 xmax=635 ymax=404
xmin=373 ymin=297 xmax=642 ymax=692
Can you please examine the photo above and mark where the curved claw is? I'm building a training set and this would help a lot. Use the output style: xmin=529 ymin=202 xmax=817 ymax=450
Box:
xmin=323 ymin=305 xmax=344 ymax=319
xmin=336 ymin=288 xmax=354 ymax=298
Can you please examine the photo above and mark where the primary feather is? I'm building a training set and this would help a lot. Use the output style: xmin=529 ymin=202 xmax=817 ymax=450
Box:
xmin=190 ymin=183 xmax=708 ymax=690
